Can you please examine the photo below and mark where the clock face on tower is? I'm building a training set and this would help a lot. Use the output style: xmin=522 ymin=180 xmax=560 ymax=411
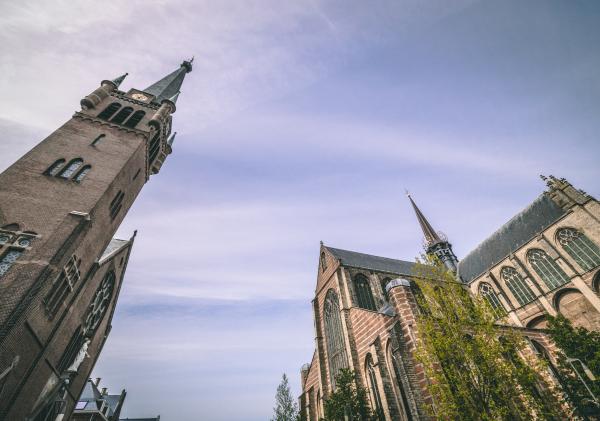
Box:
xmin=131 ymin=92 xmax=149 ymax=102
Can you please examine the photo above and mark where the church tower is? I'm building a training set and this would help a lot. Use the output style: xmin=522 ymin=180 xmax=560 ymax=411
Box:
xmin=407 ymin=193 xmax=458 ymax=272
xmin=0 ymin=60 xmax=192 ymax=420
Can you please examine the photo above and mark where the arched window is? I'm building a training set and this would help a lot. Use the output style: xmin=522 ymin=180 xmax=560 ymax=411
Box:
xmin=74 ymin=165 xmax=91 ymax=183
xmin=97 ymin=102 xmax=121 ymax=120
xmin=110 ymin=106 xmax=134 ymax=124
xmin=91 ymin=134 xmax=105 ymax=146
xmin=354 ymin=274 xmax=376 ymax=311
xmin=59 ymin=158 xmax=83 ymax=179
xmin=366 ymin=354 xmax=384 ymax=420
xmin=478 ymin=283 xmax=505 ymax=317
xmin=324 ymin=290 xmax=348 ymax=389
xmin=527 ymin=249 xmax=570 ymax=290
xmin=124 ymin=110 xmax=145 ymax=128
xmin=530 ymin=340 xmax=561 ymax=383
xmin=556 ymin=228 xmax=600 ymax=272
xmin=46 ymin=159 xmax=66 ymax=176
xmin=500 ymin=266 xmax=536 ymax=306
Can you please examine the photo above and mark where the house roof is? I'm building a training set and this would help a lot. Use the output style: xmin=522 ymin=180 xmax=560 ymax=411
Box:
xmin=325 ymin=246 xmax=415 ymax=276
xmin=458 ymin=194 xmax=566 ymax=283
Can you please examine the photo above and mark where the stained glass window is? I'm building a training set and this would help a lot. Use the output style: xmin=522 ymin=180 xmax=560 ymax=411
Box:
xmin=324 ymin=290 xmax=348 ymax=389
xmin=0 ymin=249 xmax=23 ymax=277
xmin=59 ymin=159 xmax=83 ymax=179
xmin=500 ymin=267 xmax=536 ymax=306
xmin=527 ymin=249 xmax=570 ymax=290
xmin=557 ymin=228 xmax=600 ymax=272
xmin=354 ymin=274 xmax=376 ymax=311
xmin=479 ymin=282 xmax=505 ymax=318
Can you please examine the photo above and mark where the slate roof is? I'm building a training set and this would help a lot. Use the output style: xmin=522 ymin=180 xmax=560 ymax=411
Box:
xmin=99 ymin=238 xmax=130 ymax=263
xmin=458 ymin=194 xmax=566 ymax=283
xmin=325 ymin=246 xmax=415 ymax=276
xmin=143 ymin=59 xmax=192 ymax=104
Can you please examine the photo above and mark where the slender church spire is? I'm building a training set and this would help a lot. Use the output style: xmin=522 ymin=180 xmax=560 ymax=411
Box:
xmin=143 ymin=58 xmax=193 ymax=104
xmin=111 ymin=73 xmax=128 ymax=88
xmin=406 ymin=191 xmax=459 ymax=273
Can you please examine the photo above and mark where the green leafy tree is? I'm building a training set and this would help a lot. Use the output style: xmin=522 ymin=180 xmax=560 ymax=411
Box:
xmin=546 ymin=315 xmax=600 ymax=419
xmin=323 ymin=368 xmax=374 ymax=421
xmin=272 ymin=373 xmax=299 ymax=421
xmin=412 ymin=257 xmax=567 ymax=420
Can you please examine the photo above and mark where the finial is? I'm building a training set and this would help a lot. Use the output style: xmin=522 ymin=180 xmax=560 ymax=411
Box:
xmin=539 ymin=175 xmax=547 ymax=181
xmin=405 ymin=189 xmax=411 ymax=198
xmin=181 ymin=58 xmax=193 ymax=73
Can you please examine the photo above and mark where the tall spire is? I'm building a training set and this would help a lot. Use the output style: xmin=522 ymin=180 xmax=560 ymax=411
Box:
xmin=406 ymin=191 xmax=458 ymax=273
xmin=111 ymin=73 xmax=128 ymax=88
xmin=143 ymin=58 xmax=193 ymax=104
xmin=407 ymin=192 xmax=442 ymax=247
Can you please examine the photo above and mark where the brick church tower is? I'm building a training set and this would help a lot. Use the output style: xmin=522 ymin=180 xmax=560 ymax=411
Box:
xmin=0 ymin=59 xmax=192 ymax=420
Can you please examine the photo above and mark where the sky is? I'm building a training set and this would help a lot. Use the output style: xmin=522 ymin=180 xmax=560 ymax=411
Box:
xmin=1 ymin=0 xmax=600 ymax=419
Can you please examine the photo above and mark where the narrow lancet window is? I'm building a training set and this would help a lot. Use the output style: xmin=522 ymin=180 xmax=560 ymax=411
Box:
xmin=59 ymin=159 xmax=83 ymax=179
xmin=324 ymin=290 xmax=348 ymax=389
xmin=46 ymin=159 xmax=66 ymax=176
xmin=354 ymin=274 xmax=376 ymax=311
xmin=74 ymin=165 xmax=91 ymax=183
xmin=97 ymin=102 xmax=121 ymax=120
xmin=124 ymin=110 xmax=145 ymax=128
xmin=479 ymin=282 xmax=505 ymax=317
xmin=110 ymin=107 xmax=134 ymax=124
xmin=91 ymin=134 xmax=105 ymax=146
xmin=110 ymin=191 xmax=125 ymax=219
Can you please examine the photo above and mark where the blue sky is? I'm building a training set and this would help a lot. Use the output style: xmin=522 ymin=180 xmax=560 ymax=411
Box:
xmin=1 ymin=1 xmax=600 ymax=419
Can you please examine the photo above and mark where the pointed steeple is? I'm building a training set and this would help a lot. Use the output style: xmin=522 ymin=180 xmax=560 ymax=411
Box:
xmin=407 ymin=192 xmax=442 ymax=247
xmin=167 ymin=132 xmax=177 ymax=147
xmin=406 ymin=191 xmax=458 ymax=273
xmin=143 ymin=58 xmax=193 ymax=104
xmin=111 ymin=73 xmax=128 ymax=88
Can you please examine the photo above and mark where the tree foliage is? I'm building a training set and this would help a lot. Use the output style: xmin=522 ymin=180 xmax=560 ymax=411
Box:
xmin=546 ymin=315 xmax=600 ymax=419
xmin=272 ymin=373 xmax=299 ymax=421
xmin=323 ymin=368 xmax=374 ymax=421
xmin=412 ymin=257 xmax=567 ymax=420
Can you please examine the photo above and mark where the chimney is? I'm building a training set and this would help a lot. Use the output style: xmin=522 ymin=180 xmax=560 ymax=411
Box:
xmin=95 ymin=377 xmax=101 ymax=386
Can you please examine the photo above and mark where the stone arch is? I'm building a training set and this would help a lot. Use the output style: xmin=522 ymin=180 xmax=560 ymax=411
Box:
xmin=526 ymin=314 xmax=548 ymax=329
xmin=554 ymin=288 xmax=600 ymax=331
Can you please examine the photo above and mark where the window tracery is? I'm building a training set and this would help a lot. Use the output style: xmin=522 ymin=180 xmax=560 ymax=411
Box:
xmin=354 ymin=274 xmax=376 ymax=311
xmin=478 ymin=282 xmax=505 ymax=317
xmin=527 ymin=249 xmax=570 ymax=290
xmin=0 ymin=228 xmax=36 ymax=279
xmin=97 ymin=102 xmax=121 ymax=120
xmin=556 ymin=228 xmax=600 ymax=272
xmin=500 ymin=267 xmax=535 ymax=306
xmin=324 ymin=290 xmax=348 ymax=389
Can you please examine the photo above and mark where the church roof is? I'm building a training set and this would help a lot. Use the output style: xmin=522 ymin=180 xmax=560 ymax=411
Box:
xmin=99 ymin=238 xmax=130 ymax=264
xmin=458 ymin=194 xmax=566 ymax=283
xmin=325 ymin=246 xmax=415 ymax=276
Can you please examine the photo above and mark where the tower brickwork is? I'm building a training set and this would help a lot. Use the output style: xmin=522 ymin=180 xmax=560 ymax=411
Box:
xmin=0 ymin=60 xmax=192 ymax=420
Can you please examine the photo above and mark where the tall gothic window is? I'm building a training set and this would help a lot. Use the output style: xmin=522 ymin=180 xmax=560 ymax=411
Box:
xmin=110 ymin=106 xmax=134 ymax=124
xmin=366 ymin=354 xmax=384 ymax=420
xmin=110 ymin=191 xmax=125 ymax=219
xmin=124 ymin=110 xmax=145 ymax=128
xmin=74 ymin=165 xmax=91 ymax=183
xmin=45 ymin=159 xmax=65 ymax=176
xmin=478 ymin=282 xmax=505 ymax=317
xmin=324 ymin=290 xmax=348 ymax=389
xmin=59 ymin=158 xmax=83 ymax=179
xmin=354 ymin=274 xmax=376 ymax=311
xmin=556 ymin=228 xmax=600 ymax=272
xmin=97 ymin=102 xmax=121 ymax=120
xmin=527 ymin=249 xmax=570 ymax=290
xmin=500 ymin=266 xmax=536 ymax=306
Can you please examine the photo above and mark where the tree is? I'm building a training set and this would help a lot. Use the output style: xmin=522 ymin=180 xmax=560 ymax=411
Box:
xmin=412 ymin=257 xmax=567 ymax=420
xmin=323 ymin=368 xmax=374 ymax=421
xmin=272 ymin=373 xmax=299 ymax=421
xmin=546 ymin=315 xmax=600 ymax=419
